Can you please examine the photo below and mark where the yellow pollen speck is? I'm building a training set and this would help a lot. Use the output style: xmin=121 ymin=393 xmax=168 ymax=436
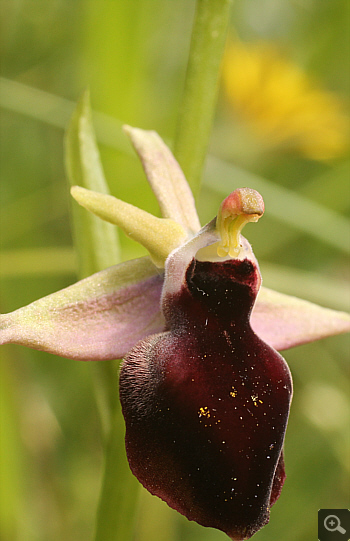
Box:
xmin=199 ymin=406 xmax=211 ymax=418
xmin=230 ymin=386 xmax=237 ymax=397
xmin=251 ymin=394 xmax=262 ymax=407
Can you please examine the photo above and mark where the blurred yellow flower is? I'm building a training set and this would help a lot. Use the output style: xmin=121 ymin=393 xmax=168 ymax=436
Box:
xmin=222 ymin=40 xmax=349 ymax=160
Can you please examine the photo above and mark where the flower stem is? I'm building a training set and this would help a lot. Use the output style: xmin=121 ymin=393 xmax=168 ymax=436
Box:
xmin=93 ymin=366 xmax=140 ymax=541
xmin=173 ymin=0 xmax=232 ymax=195
xmin=65 ymin=95 xmax=140 ymax=541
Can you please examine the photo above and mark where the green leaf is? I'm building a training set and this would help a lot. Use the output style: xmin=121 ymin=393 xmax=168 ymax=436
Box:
xmin=65 ymin=90 xmax=121 ymax=276
xmin=0 ymin=247 xmax=76 ymax=277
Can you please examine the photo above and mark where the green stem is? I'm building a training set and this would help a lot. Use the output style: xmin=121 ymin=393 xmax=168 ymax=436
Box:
xmin=65 ymin=4 xmax=233 ymax=539
xmin=173 ymin=0 xmax=233 ymax=195
xmin=65 ymin=94 xmax=140 ymax=541
xmin=93 ymin=363 xmax=140 ymax=541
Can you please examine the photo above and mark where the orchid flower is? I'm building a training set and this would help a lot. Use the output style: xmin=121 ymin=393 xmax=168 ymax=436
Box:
xmin=1 ymin=123 xmax=349 ymax=540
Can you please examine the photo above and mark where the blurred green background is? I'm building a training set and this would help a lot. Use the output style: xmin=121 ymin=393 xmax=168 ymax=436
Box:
xmin=1 ymin=1 xmax=349 ymax=540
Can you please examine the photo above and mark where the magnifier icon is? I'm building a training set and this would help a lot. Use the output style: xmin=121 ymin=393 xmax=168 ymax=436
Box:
xmin=324 ymin=514 xmax=346 ymax=534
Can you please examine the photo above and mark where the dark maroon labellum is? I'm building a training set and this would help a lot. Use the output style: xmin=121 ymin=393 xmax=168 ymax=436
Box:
xmin=120 ymin=257 xmax=293 ymax=540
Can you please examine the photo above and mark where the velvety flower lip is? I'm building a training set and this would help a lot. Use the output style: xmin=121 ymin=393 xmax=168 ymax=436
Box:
xmin=120 ymin=195 xmax=293 ymax=539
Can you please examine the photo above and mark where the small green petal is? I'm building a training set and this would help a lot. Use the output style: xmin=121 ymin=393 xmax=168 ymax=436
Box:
xmin=71 ymin=186 xmax=188 ymax=268
xmin=123 ymin=125 xmax=201 ymax=233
